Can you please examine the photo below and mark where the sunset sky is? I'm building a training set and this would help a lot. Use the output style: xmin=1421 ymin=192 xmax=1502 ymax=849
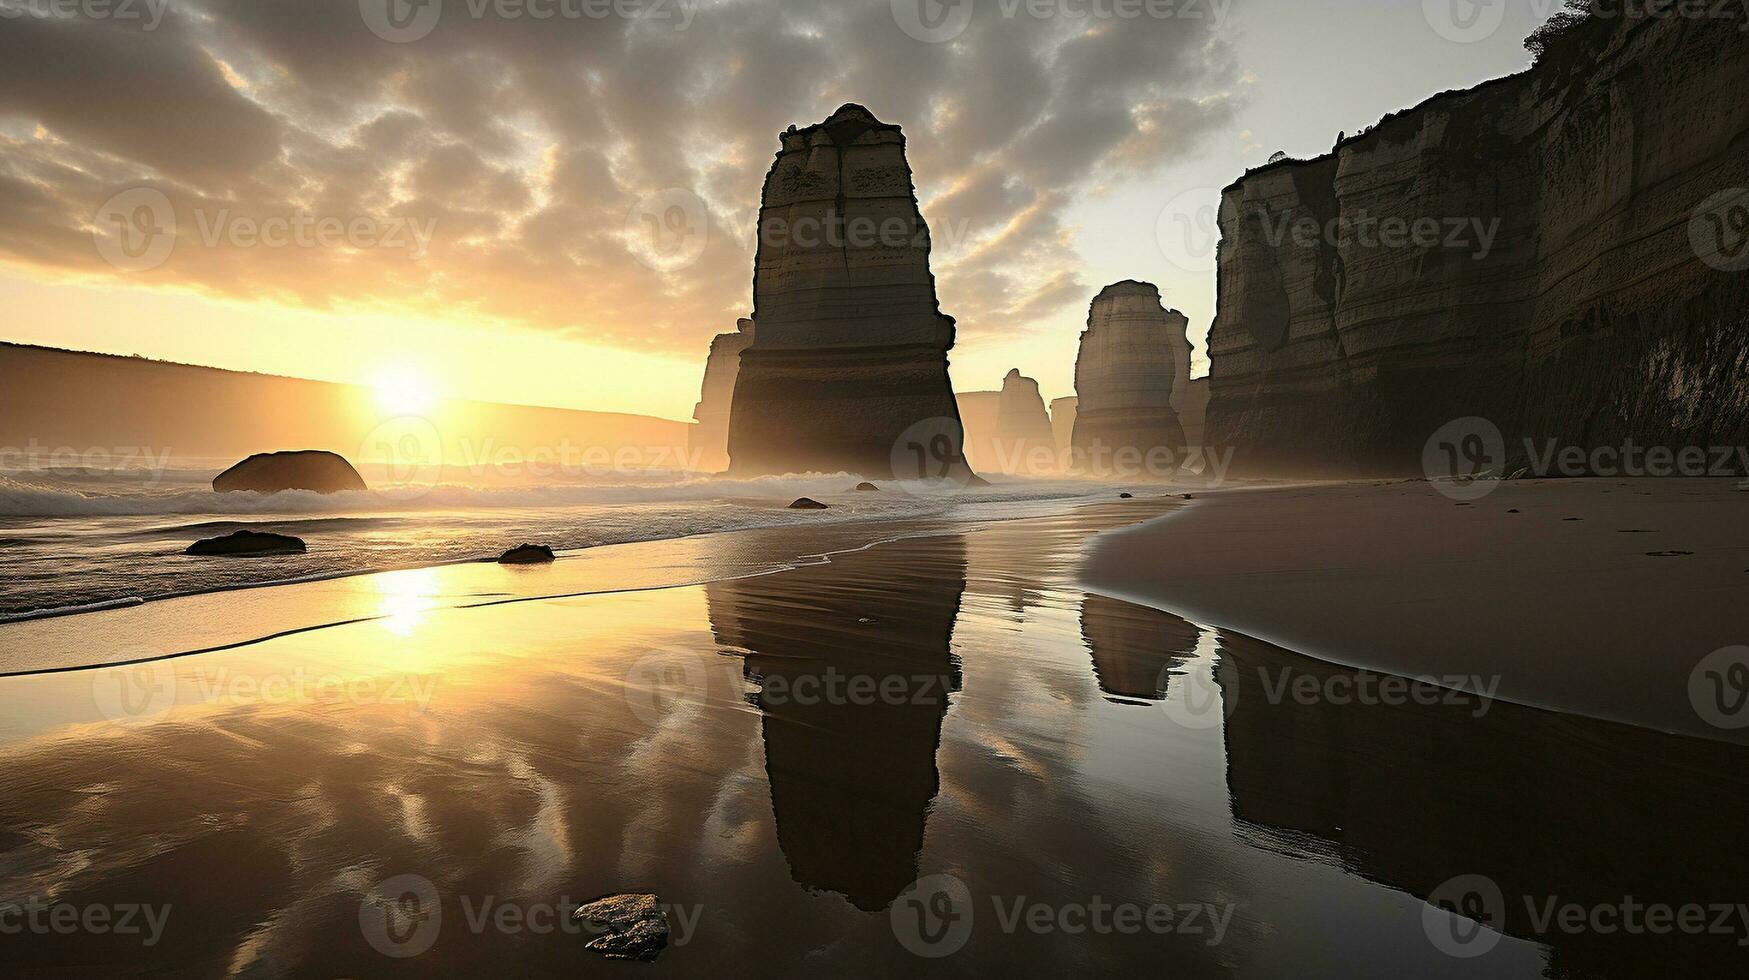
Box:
xmin=0 ymin=0 xmax=1557 ymax=422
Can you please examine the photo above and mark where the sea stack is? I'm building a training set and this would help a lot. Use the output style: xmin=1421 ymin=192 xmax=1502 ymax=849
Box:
xmin=1071 ymin=282 xmax=1189 ymax=476
xmin=726 ymin=104 xmax=974 ymax=481
xmin=690 ymin=317 xmax=755 ymax=473
xmin=1049 ymin=396 xmax=1078 ymax=455
xmin=994 ymin=369 xmax=1056 ymax=474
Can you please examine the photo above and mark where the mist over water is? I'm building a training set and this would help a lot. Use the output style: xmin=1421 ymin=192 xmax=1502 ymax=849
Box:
xmin=0 ymin=463 xmax=1119 ymax=621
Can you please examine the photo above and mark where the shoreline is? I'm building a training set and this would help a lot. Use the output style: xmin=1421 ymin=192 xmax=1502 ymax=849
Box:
xmin=0 ymin=491 xmax=1177 ymax=676
xmin=1080 ymin=477 xmax=1749 ymax=745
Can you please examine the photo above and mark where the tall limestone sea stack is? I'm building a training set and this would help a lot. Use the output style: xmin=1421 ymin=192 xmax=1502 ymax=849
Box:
xmin=690 ymin=318 xmax=754 ymax=473
xmin=1206 ymin=13 xmax=1749 ymax=475
xmin=727 ymin=104 xmax=974 ymax=481
xmin=1071 ymin=281 xmax=1190 ymax=475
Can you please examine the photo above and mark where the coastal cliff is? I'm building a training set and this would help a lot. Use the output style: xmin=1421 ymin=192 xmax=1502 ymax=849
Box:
xmin=1206 ymin=14 xmax=1749 ymax=475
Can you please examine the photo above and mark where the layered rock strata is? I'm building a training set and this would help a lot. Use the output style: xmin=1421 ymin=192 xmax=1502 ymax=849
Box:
xmin=1206 ymin=14 xmax=1749 ymax=475
xmin=689 ymin=318 xmax=754 ymax=473
xmin=1071 ymin=281 xmax=1189 ymax=475
xmin=727 ymin=104 xmax=974 ymax=480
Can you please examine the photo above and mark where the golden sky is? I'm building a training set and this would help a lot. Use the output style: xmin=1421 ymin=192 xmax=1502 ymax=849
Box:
xmin=0 ymin=0 xmax=1548 ymax=421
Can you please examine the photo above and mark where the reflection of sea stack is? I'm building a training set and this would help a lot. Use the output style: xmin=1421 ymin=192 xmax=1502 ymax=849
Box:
xmin=994 ymin=369 xmax=1056 ymax=474
xmin=1216 ymin=632 xmax=1749 ymax=977
xmin=705 ymin=536 xmax=966 ymax=911
xmin=690 ymin=318 xmax=754 ymax=473
xmin=1078 ymin=594 xmax=1201 ymax=702
xmin=726 ymin=104 xmax=973 ymax=480
xmin=212 ymin=450 xmax=366 ymax=494
xmin=1071 ymin=282 xmax=1189 ymax=475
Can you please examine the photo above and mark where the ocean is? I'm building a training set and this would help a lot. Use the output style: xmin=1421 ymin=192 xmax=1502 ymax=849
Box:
xmin=0 ymin=463 xmax=1117 ymax=623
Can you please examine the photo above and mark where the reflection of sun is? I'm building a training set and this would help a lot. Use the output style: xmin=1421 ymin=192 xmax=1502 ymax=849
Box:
xmin=373 ymin=365 xmax=440 ymax=415
xmin=375 ymin=567 xmax=442 ymax=637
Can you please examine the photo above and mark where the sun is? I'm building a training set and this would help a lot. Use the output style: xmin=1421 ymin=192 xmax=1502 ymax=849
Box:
xmin=373 ymin=365 xmax=440 ymax=415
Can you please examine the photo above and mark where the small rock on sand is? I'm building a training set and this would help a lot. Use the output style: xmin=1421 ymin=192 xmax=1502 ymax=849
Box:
xmin=498 ymin=544 xmax=556 ymax=564
xmin=788 ymin=497 xmax=828 ymax=510
xmin=573 ymin=893 xmax=669 ymax=961
xmin=1119 ymin=492 xmax=1133 ymax=499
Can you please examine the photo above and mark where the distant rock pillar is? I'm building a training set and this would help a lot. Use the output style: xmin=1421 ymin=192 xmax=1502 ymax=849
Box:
xmin=1071 ymin=281 xmax=1189 ymax=477
xmin=994 ymin=369 xmax=1057 ymax=474
xmin=689 ymin=317 xmax=754 ymax=473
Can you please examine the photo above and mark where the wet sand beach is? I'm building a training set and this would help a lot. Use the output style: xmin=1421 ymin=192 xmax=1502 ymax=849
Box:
xmin=1 ymin=496 xmax=1747 ymax=977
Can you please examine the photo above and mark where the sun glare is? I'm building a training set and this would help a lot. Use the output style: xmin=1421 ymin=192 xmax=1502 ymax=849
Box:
xmin=373 ymin=365 xmax=440 ymax=415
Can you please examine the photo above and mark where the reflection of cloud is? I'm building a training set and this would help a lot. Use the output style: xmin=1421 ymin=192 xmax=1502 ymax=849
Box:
xmin=0 ymin=1 xmax=1243 ymax=355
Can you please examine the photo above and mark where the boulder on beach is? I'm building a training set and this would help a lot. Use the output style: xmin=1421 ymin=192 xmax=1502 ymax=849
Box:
xmin=184 ymin=530 xmax=306 ymax=557
xmin=788 ymin=497 xmax=828 ymax=510
xmin=212 ymin=450 xmax=366 ymax=494
xmin=573 ymin=893 xmax=669 ymax=962
xmin=497 ymin=544 xmax=556 ymax=564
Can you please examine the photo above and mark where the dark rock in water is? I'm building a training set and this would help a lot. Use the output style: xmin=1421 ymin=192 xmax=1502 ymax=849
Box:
xmin=788 ymin=497 xmax=828 ymax=510
xmin=573 ymin=893 xmax=669 ymax=962
xmin=1119 ymin=492 xmax=1134 ymax=499
xmin=497 ymin=544 xmax=556 ymax=564
xmin=212 ymin=450 xmax=366 ymax=494
xmin=726 ymin=104 xmax=976 ymax=483
xmin=185 ymin=530 xmax=306 ymax=557
xmin=853 ymin=482 xmax=880 ymax=492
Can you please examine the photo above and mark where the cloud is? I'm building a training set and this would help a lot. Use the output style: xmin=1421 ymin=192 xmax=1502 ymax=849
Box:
xmin=0 ymin=0 xmax=1244 ymax=355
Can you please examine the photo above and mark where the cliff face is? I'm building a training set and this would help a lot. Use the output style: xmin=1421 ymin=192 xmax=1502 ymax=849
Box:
xmin=727 ymin=104 xmax=973 ymax=480
xmin=1207 ymin=15 xmax=1749 ymax=475
xmin=1071 ymin=281 xmax=1189 ymax=475
xmin=690 ymin=318 xmax=754 ymax=473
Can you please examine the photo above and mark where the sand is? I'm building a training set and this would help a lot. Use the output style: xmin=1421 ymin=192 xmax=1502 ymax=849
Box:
xmin=2 ymin=492 xmax=1748 ymax=976
xmin=1081 ymin=478 xmax=1749 ymax=745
